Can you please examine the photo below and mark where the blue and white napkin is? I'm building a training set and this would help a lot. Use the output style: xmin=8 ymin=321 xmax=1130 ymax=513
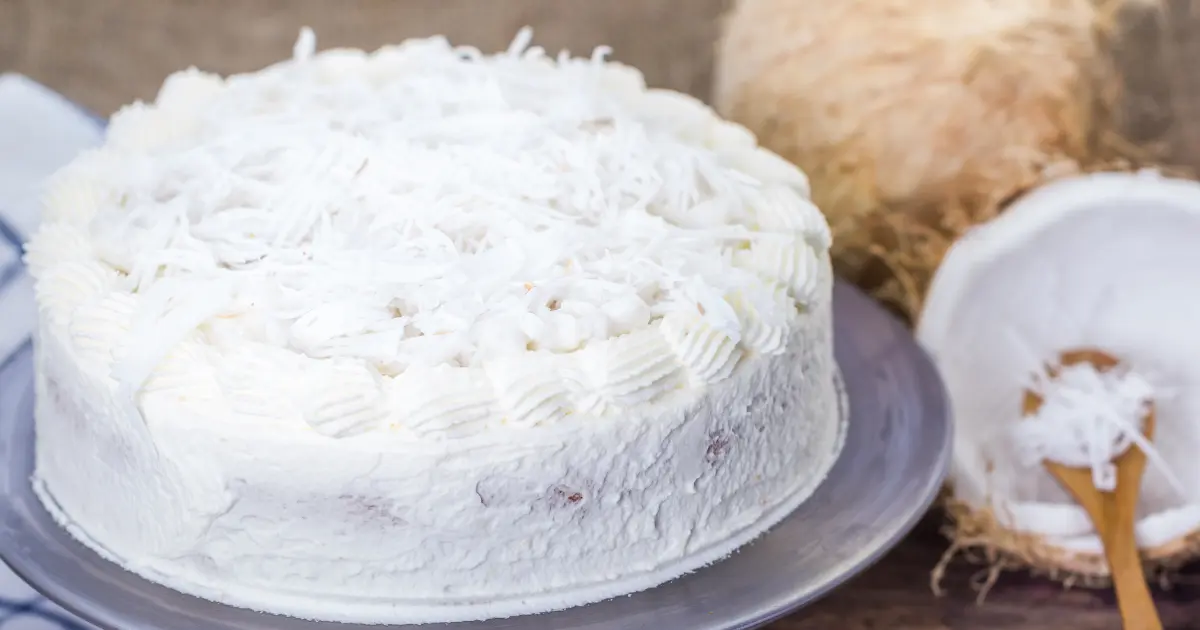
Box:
xmin=0 ymin=73 xmax=104 ymax=630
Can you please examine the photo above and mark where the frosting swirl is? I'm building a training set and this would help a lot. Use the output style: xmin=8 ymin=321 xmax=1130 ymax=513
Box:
xmin=23 ymin=223 xmax=93 ymax=275
xmin=735 ymin=238 xmax=823 ymax=305
xmin=580 ymin=327 xmax=684 ymax=410
xmin=728 ymin=283 xmax=794 ymax=356
xmin=485 ymin=355 xmax=572 ymax=428
xmin=35 ymin=261 xmax=121 ymax=329
xmin=69 ymin=292 xmax=138 ymax=368
xmin=40 ymin=150 xmax=122 ymax=226
xmin=387 ymin=366 xmax=495 ymax=437
xmin=141 ymin=340 xmax=224 ymax=405
xmin=660 ymin=311 xmax=744 ymax=385
xmin=302 ymin=359 xmax=388 ymax=438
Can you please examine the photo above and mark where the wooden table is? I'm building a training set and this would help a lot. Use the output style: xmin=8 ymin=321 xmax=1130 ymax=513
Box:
xmin=771 ymin=514 xmax=1200 ymax=630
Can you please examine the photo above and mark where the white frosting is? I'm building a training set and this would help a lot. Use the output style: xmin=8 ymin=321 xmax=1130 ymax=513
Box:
xmin=29 ymin=29 xmax=842 ymax=623
xmin=25 ymin=29 xmax=831 ymax=440
xmin=918 ymin=170 xmax=1200 ymax=555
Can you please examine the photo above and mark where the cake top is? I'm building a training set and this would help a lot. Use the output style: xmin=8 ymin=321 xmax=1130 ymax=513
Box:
xmin=29 ymin=29 xmax=830 ymax=438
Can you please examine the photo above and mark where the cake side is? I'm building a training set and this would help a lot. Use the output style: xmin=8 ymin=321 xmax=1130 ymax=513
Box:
xmin=28 ymin=29 xmax=841 ymax=624
xmin=32 ymin=261 xmax=841 ymax=624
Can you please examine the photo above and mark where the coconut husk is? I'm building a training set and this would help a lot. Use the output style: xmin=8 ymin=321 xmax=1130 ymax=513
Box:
xmin=714 ymin=0 xmax=1164 ymax=324
xmin=934 ymin=495 xmax=1200 ymax=600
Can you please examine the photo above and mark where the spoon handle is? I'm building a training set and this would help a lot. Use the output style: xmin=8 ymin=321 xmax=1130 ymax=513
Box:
xmin=1103 ymin=437 xmax=1162 ymax=630
xmin=1102 ymin=506 xmax=1160 ymax=630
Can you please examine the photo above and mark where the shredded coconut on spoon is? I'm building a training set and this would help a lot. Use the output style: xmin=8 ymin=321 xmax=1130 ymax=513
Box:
xmin=1014 ymin=362 xmax=1184 ymax=495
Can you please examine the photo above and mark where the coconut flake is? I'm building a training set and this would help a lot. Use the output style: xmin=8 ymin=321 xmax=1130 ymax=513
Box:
xmin=294 ymin=27 xmax=317 ymax=62
xmin=1014 ymin=362 xmax=1184 ymax=495
xmin=34 ymin=27 xmax=827 ymax=398
xmin=112 ymin=278 xmax=236 ymax=395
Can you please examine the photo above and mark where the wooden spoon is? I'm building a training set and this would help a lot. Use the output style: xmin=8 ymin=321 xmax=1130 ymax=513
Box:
xmin=1022 ymin=348 xmax=1161 ymax=630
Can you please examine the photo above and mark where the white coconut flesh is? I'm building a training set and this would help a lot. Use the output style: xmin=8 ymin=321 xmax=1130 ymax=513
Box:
xmin=918 ymin=170 xmax=1200 ymax=559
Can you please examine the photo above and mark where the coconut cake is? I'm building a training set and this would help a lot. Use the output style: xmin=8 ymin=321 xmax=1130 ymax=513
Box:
xmin=25 ymin=28 xmax=844 ymax=624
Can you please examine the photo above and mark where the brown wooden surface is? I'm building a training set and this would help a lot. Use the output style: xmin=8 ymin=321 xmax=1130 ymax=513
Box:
xmin=5 ymin=1 xmax=1200 ymax=628
xmin=770 ymin=514 xmax=1200 ymax=630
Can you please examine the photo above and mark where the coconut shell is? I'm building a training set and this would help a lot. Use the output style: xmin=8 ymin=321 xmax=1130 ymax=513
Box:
xmin=919 ymin=169 xmax=1200 ymax=592
xmin=713 ymin=0 xmax=1150 ymax=324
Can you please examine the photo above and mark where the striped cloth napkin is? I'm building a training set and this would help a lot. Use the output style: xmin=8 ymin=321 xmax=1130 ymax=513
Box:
xmin=0 ymin=73 xmax=103 ymax=630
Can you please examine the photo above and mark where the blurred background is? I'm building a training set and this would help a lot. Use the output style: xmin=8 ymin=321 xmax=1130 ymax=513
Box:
xmin=0 ymin=0 xmax=1192 ymax=168
xmin=0 ymin=0 xmax=724 ymax=113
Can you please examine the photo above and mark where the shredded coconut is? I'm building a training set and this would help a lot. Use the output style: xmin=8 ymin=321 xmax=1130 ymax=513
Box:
xmin=1014 ymin=362 xmax=1184 ymax=495
xmin=64 ymin=28 xmax=821 ymax=388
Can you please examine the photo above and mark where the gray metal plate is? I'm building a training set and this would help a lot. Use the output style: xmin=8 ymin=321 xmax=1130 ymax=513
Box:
xmin=0 ymin=281 xmax=951 ymax=630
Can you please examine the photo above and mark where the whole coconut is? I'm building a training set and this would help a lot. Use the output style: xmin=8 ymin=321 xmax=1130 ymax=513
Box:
xmin=713 ymin=0 xmax=1144 ymax=323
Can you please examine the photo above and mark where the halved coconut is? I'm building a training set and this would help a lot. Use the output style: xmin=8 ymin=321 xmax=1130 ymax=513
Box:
xmin=919 ymin=170 xmax=1200 ymax=584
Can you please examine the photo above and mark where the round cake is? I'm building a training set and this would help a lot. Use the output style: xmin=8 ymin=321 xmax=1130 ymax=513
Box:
xmin=26 ymin=29 xmax=844 ymax=624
